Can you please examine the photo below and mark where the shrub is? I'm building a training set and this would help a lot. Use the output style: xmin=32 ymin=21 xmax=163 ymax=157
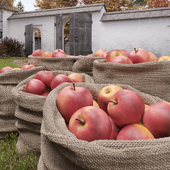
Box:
xmin=0 ymin=36 xmax=25 ymax=57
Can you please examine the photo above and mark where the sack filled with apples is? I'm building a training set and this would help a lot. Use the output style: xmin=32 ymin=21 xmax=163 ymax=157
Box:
xmin=11 ymin=70 xmax=94 ymax=157
xmin=93 ymin=48 xmax=170 ymax=102
xmin=38 ymin=82 xmax=170 ymax=169
xmin=28 ymin=49 xmax=79 ymax=71
xmin=72 ymin=49 xmax=107 ymax=76
xmin=0 ymin=65 xmax=44 ymax=139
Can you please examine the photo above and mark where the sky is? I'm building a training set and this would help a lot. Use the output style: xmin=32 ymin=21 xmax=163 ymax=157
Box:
xmin=14 ymin=0 xmax=37 ymax=11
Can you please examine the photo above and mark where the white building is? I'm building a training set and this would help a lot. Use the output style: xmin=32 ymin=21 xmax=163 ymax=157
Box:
xmin=3 ymin=3 xmax=170 ymax=57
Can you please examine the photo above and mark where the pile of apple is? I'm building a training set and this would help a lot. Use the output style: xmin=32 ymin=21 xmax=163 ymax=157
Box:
xmin=23 ymin=70 xmax=84 ymax=96
xmin=0 ymin=64 xmax=36 ymax=73
xmin=56 ymin=83 xmax=170 ymax=142
xmin=91 ymin=48 xmax=170 ymax=64
xmin=32 ymin=49 xmax=69 ymax=58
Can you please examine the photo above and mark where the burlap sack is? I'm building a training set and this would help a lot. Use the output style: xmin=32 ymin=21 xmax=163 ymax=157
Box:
xmin=38 ymin=82 xmax=170 ymax=170
xmin=28 ymin=55 xmax=79 ymax=71
xmin=93 ymin=59 xmax=170 ymax=102
xmin=72 ymin=56 xmax=104 ymax=76
xmin=11 ymin=71 xmax=94 ymax=157
xmin=0 ymin=66 xmax=44 ymax=139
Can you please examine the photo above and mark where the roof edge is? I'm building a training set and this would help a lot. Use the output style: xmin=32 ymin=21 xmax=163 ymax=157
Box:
xmin=7 ymin=3 xmax=105 ymax=20
xmin=103 ymin=6 xmax=170 ymax=15
xmin=101 ymin=6 xmax=170 ymax=22
xmin=11 ymin=3 xmax=105 ymax=15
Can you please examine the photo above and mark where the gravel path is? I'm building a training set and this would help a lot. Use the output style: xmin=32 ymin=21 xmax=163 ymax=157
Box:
xmin=12 ymin=58 xmax=28 ymax=66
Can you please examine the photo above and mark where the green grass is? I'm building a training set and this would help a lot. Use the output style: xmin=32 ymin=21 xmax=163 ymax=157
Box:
xmin=0 ymin=56 xmax=39 ymax=169
xmin=0 ymin=57 xmax=28 ymax=69
xmin=0 ymin=133 xmax=39 ymax=170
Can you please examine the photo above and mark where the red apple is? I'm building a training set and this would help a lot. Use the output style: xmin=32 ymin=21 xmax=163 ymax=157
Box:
xmin=32 ymin=49 xmax=45 ymax=57
xmin=13 ymin=68 xmax=21 ymax=70
xmin=157 ymin=56 xmax=170 ymax=61
xmin=120 ymin=49 xmax=130 ymax=57
xmin=148 ymin=52 xmax=157 ymax=61
xmin=143 ymin=102 xmax=170 ymax=138
xmin=93 ymin=100 xmax=100 ymax=108
xmin=105 ymin=49 xmax=124 ymax=62
xmin=97 ymin=85 xmax=123 ymax=113
xmin=53 ymin=49 xmax=65 ymax=54
xmin=128 ymin=48 xmax=150 ymax=64
xmin=50 ymin=74 xmax=72 ymax=90
xmin=109 ymin=117 xmax=121 ymax=140
xmin=56 ymin=84 xmax=93 ymax=122
xmin=68 ymin=106 xmax=112 ymax=142
xmin=95 ymin=49 xmax=107 ymax=57
xmin=68 ymin=73 xmax=84 ymax=83
xmin=0 ymin=66 xmax=13 ymax=73
xmin=145 ymin=104 xmax=150 ymax=112
xmin=35 ymin=70 xmax=54 ymax=89
xmin=24 ymin=79 xmax=46 ymax=95
xmin=107 ymin=89 xmax=145 ymax=127
xmin=52 ymin=52 xmax=66 ymax=58
xmin=45 ymin=51 xmax=52 ymax=57
xmin=52 ymin=49 xmax=65 ymax=58
xmin=87 ymin=54 xmax=98 ymax=57
xmin=116 ymin=124 xmax=154 ymax=140
xmin=110 ymin=56 xmax=133 ymax=64
xmin=41 ymin=89 xmax=50 ymax=97
xmin=21 ymin=64 xmax=35 ymax=70
xmin=100 ymin=51 xmax=108 ymax=58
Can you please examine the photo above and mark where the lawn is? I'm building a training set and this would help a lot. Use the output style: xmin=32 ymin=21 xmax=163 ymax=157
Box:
xmin=0 ymin=133 xmax=38 ymax=170
xmin=0 ymin=57 xmax=28 ymax=69
xmin=0 ymin=57 xmax=39 ymax=169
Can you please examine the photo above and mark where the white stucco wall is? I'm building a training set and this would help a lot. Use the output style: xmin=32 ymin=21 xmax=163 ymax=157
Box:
xmin=95 ymin=17 xmax=170 ymax=58
xmin=91 ymin=7 xmax=106 ymax=54
xmin=5 ymin=15 xmax=56 ymax=53
xmin=4 ymin=8 xmax=170 ymax=57
xmin=3 ymin=10 xmax=13 ymax=39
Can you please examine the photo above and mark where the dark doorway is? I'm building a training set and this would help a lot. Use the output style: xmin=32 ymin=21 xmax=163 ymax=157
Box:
xmin=25 ymin=24 xmax=33 ymax=56
xmin=35 ymin=29 xmax=41 ymax=50
xmin=64 ymin=21 xmax=70 ymax=55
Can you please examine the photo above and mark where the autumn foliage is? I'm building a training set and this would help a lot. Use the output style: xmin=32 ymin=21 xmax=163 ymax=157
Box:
xmin=34 ymin=0 xmax=136 ymax=11
xmin=146 ymin=0 xmax=170 ymax=8
xmin=0 ymin=0 xmax=16 ymax=11
xmin=34 ymin=0 xmax=78 ymax=9
xmin=33 ymin=0 xmax=170 ymax=12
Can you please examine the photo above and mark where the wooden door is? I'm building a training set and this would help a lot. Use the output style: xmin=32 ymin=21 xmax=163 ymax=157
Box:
xmin=70 ymin=13 xmax=92 ymax=56
xmin=25 ymin=24 xmax=33 ymax=56
xmin=56 ymin=14 xmax=62 ymax=49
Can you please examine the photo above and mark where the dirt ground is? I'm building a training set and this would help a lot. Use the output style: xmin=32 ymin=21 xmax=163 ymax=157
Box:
xmin=12 ymin=58 xmax=28 ymax=66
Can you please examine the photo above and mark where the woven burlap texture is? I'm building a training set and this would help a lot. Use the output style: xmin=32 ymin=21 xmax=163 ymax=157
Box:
xmin=72 ymin=56 xmax=104 ymax=76
xmin=0 ymin=66 xmax=44 ymax=139
xmin=93 ymin=59 xmax=170 ymax=102
xmin=28 ymin=55 xmax=79 ymax=71
xmin=11 ymin=70 xmax=94 ymax=157
xmin=38 ymin=82 xmax=170 ymax=170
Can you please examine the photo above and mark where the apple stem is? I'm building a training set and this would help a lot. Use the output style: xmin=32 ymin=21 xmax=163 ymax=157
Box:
xmin=106 ymin=89 xmax=110 ymax=94
xmin=134 ymin=48 xmax=137 ymax=53
xmin=75 ymin=118 xmax=85 ymax=125
xmin=108 ymin=100 xmax=118 ymax=105
xmin=73 ymin=83 xmax=76 ymax=91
